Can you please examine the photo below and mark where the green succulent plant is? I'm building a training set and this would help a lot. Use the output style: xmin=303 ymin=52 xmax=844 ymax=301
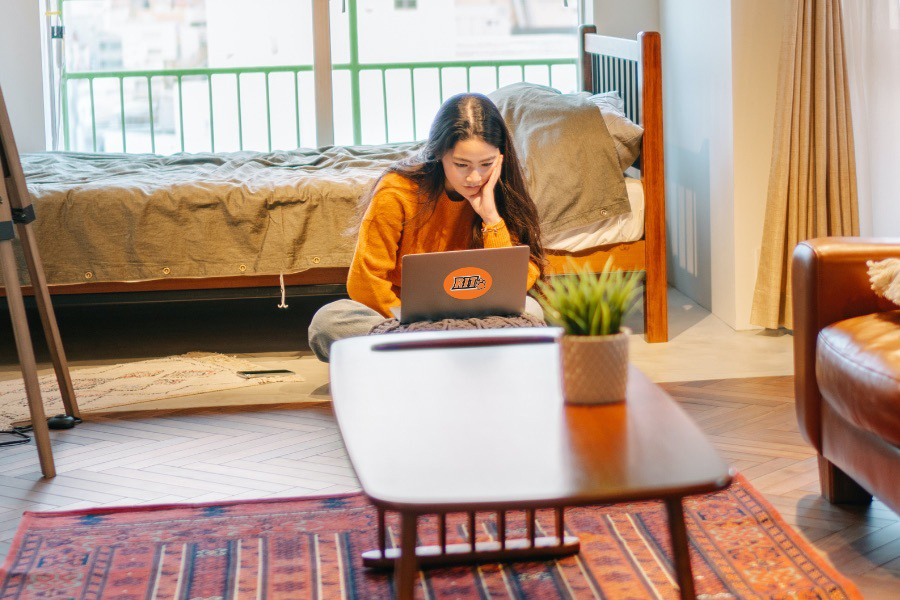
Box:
xmin=534 ymin=258 xmax=642 ymax=336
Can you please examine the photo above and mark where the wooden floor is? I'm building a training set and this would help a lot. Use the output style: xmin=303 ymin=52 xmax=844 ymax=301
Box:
xmin=0 ymin=375 xmax=897 ymax=597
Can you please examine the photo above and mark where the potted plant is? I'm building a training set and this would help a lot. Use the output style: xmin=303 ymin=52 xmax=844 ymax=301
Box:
xmin=534 ymin=258 xmax=642 ymax=404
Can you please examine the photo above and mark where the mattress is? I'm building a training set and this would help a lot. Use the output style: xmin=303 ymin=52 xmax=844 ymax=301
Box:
xmin=542 ymin=176 xmax=644 ymax=251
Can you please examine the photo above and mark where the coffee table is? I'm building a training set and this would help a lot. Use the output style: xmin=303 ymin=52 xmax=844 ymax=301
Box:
xmin=330 ymin=328 xmax=732 ymax=600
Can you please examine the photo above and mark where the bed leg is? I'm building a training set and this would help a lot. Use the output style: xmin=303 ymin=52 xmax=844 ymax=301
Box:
xmin=644 ymin=265 xmax=668 ymax=343
xmin=639 ymin=31 xmax=668 ymax=344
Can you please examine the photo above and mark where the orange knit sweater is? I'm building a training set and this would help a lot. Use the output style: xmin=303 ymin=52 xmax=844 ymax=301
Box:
xmin=347 ymin=173 xmax=540 ymax=317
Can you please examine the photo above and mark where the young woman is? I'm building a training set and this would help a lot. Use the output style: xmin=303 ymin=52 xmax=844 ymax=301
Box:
xmin=308 ymin=93 xmax=545 ymax=361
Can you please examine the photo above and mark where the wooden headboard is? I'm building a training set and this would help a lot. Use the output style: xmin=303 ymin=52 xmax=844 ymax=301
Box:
xmin=579 ymin=25 xmax=664 ymax=184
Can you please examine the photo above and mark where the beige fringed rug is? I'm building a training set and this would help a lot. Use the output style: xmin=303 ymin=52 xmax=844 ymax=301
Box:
xmin=0 ymin=353 xmax=304 ymax=431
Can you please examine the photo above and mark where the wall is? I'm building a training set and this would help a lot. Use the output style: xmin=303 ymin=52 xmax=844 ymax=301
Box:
xmin=729 ymin=0 xmax=786 ymax=329
xmin=591 ymin=0 xmax=659 ymax=37
xmin=660 ymin=0 xmax=784 ymax=330
xmin=600 ymin=0 xmax=783 ymax=330
xmin=658 ymin=0 xmax=732 ymax=316
xmin=0 ymin=0 xmax=47 ymax=152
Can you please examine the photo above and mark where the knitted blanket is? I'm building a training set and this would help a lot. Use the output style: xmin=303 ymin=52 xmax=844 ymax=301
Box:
xmin=369 ymin=313 xmax=546 ymax=335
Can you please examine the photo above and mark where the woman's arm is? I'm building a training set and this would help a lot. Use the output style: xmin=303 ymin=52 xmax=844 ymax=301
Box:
xmin=346 ymin=183 xmax=406 ymax=317
xmin=466 ymin=154 xmax=503 ymax=225
xmin=482 ymin=220 xmax=540 ymax=289
xmin=472 ymin=156 xmax=540 ymax=288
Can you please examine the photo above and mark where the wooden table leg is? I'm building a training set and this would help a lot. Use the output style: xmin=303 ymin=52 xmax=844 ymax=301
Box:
xmin=665 ymin=497 xmax=696 ymax=599
xmin=395 ymin=512 xmax=418 ymax=600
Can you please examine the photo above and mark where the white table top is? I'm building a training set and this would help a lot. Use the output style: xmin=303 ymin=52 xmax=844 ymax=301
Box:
xmin=330 ymin=328 xmax=731 ymax=511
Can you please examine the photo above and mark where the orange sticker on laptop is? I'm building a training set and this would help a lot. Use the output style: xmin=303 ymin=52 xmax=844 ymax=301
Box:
xmin=443 ymin=267 xmax=492 ymax=299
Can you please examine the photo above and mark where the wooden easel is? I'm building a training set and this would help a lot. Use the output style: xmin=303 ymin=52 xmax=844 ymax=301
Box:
xmin=0 ymin=83 xmax=79 ymax=478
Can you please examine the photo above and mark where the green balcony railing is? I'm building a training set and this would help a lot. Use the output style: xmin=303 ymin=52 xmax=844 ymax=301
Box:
xmin=61 ymin=57 xmax=577 ymax=154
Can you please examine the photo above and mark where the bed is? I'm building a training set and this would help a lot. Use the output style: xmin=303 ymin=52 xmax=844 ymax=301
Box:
xmin=10 ymin=26 xmax=668 ymax=342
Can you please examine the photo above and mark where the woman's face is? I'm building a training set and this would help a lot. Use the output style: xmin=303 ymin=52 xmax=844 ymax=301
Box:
xmin=441 ymin=137 xmax=501 ymax=200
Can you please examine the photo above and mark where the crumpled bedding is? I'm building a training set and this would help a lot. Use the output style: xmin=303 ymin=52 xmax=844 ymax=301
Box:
xmin=17 ymin=144 xmax=419 ymax=285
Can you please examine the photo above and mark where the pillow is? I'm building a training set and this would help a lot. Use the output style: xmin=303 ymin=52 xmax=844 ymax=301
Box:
xmin=487 ymin=83 xmax=630 ymax=235
xmin=867 ymin=258 xmax=900 ymax=307
xmin=587 ymin=91 xmax=644 ymax=172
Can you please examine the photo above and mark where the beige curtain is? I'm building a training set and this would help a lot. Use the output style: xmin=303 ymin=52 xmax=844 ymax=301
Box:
xmin=750 ymin=0 xmax=859 ymax=330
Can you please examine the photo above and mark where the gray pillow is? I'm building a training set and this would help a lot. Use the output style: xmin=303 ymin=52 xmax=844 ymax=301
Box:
xmin=587 ymin=91 xmax=644 ymax=171
xmin=487 ymin=83 xmax=630 ymax=235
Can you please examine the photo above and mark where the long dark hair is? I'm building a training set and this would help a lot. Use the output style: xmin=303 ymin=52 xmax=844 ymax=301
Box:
xmin=355 ymin=93 xmax=545 ymax=276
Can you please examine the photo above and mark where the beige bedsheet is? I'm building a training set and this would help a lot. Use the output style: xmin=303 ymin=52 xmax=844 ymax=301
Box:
xmin=18 ymin=144 xmax=418 ymax=285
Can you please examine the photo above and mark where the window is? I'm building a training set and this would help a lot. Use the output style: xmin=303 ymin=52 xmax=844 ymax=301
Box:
xmin=53 ymin=0 xmax=579 ymax=153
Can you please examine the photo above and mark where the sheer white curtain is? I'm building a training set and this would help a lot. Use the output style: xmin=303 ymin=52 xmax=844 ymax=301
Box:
xmin=841 ymin=0 xmax=900 ymax=236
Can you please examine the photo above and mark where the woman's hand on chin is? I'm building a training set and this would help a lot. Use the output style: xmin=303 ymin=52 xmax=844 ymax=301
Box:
xmin=466 ymin=154 xmax=503 ymax=225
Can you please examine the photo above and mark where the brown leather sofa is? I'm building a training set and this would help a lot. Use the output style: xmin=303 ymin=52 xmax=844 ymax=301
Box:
xmin=792 ymin=237 xmax=900 ymax=515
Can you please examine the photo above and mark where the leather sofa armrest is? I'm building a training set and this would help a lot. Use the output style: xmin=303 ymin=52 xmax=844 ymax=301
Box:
xmin=791 ymin=237 xmax=900 ymax=451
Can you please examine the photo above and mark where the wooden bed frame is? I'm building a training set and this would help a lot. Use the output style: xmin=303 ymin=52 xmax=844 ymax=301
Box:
xmin=11 ymin=26 xmax=667 ymax=342
xmin=543 ymin=25 xmax=668 ymax=343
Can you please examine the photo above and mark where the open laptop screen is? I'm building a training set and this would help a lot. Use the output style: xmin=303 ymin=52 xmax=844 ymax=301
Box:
xmin=398 ymin=246 xmax=530 ymax=324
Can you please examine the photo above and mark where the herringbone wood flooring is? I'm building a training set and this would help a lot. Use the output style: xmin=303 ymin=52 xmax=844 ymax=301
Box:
xmin=1 ymin=376 xmax=898 ymax=598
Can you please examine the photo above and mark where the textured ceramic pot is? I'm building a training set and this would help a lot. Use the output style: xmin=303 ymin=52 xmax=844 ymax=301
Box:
xmin=560 ymin=327 xmax=630 ymax=404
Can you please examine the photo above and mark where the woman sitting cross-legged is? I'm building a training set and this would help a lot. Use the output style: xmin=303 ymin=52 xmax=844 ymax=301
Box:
xmin=308 ymin=93 xmax=546 ymax=362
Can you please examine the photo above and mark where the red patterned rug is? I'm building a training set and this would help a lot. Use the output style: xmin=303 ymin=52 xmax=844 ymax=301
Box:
xmin=0 ymin=474 xmax=859 ymax=599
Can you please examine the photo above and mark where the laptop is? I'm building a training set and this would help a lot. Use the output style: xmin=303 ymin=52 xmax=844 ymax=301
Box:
xmin=395 ymin=245 xmax=530 ymax=324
